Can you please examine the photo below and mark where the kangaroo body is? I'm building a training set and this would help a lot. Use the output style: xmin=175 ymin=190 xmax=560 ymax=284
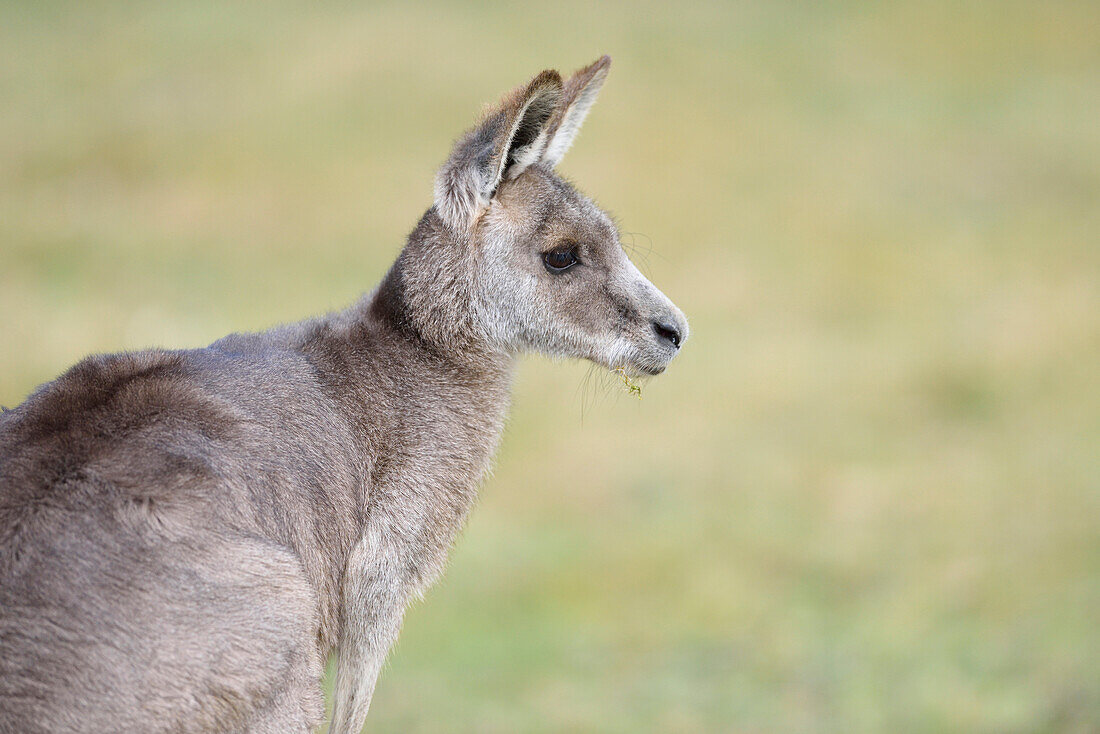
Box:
xmin=0 ymin=58 xmax=688 ymax=733
xmin=0 ymin=272 xmax=508 ymax=732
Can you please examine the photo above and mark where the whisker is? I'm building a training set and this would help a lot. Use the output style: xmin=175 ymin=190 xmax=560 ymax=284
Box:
xmin=577 ymin=365 xmax=591 ymax=421
xmin=622 ymin=231 xmax=668 ymax=265
xmin=621 ymin=234 xmax=653 ymax=277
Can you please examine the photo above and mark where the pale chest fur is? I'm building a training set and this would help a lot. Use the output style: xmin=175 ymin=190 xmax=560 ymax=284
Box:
xmin=335 ymin=345 xmax=515 ymax=602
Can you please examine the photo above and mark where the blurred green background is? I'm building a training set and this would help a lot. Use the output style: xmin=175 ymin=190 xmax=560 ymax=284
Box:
xmin=2 ymin=2 xmax=1098 ymax=732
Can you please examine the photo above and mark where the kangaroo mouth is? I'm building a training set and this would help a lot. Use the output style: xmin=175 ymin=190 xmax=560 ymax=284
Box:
xmin=613 ymin=345 xmax=673 ymax=378
xmin=635 ymin=361 xmax=667 ymax=377
xmin=593 ymin=325 xmax=682 ymax=378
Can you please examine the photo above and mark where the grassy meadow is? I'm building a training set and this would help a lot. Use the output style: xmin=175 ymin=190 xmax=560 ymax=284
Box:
xmin=2 ymin=2 xmax=1098 ymax=732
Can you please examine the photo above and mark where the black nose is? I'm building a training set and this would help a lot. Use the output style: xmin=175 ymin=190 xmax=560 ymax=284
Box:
xmin=652 ymin=320 xmax=682 ymax=349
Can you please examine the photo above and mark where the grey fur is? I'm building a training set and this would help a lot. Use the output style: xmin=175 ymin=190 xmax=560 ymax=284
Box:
xmin=0 ymin=57 xmax=688 ymax=734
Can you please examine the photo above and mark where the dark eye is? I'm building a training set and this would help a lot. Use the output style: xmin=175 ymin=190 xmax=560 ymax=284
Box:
xmin=543 ymin=247 xmax=578 ymax=272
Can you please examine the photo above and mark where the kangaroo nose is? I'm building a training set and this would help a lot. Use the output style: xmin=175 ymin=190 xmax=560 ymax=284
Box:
xmin=652 ymin=320 xmax=682 ymax=349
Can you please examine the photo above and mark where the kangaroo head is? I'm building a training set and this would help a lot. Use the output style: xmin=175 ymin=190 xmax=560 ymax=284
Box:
xmin=429 ymin=56 xmax=688 ymax=376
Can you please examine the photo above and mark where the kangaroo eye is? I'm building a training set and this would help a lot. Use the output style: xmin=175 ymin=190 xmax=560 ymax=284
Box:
xmin=543 ymin=248 xmax=578 ymax=272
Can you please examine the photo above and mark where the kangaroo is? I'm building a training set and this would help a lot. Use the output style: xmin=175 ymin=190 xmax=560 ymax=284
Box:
xmin=0 ymin=56 xmax=688 ymax=733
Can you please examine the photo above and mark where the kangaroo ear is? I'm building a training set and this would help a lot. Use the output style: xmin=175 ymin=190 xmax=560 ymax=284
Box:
xmin=434 ymin=70 xmax=563 ymax=232
xmin=541 ymin=55 xmax=610 ymax=168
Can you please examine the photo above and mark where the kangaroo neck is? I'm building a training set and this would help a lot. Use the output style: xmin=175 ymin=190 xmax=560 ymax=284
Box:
xmin=303 ymin=223 xmax=517 ymax=467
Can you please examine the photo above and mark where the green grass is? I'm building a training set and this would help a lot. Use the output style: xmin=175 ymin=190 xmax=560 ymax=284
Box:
xmin=2 ymin=2 xmax=1099 ymax=731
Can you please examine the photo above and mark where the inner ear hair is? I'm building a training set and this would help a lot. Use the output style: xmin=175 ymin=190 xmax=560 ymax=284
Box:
xmin=541 ymin=55 xmax=611 ymax=168
xmin=433 ymin=69 xmax=562 ymax=232
xmin=500 ymin=73 xmax=562 ymax=183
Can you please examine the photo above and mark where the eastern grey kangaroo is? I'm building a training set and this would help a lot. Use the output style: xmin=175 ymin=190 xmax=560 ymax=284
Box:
xmin=0 ymin=56 xmax=688 ymax=733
